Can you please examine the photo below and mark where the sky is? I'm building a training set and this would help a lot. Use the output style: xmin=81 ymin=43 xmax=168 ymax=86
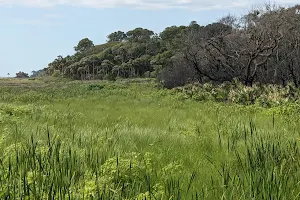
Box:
xmin=0 ymin=0 xmax=299 ymax=77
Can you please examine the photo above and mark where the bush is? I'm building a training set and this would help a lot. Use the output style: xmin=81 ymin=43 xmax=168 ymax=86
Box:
xmin=174 ymin=81 xmax=300 ymax=107
xmin=158 ymin=65 xmax=197 ymax=89
xmin=52 ymin=70 xmax=61 ymax=78
xmin=87 ymin=84 xmax=104 ymax=91
xmin=104 ymin=73 xmax=116 ymax=81
xmin=144 ymin=71 xmax=151 ymax=78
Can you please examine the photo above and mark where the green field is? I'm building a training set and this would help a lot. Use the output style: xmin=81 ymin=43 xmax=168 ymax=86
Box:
xmin=1 ymin=78 xmax=300 ymax=199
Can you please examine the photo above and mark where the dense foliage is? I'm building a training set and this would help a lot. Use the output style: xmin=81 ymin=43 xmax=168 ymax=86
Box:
xmin=16 ymin=71 xmax=29 ymax=78
xmin=43 ymin=4 xmax=300 ymax=89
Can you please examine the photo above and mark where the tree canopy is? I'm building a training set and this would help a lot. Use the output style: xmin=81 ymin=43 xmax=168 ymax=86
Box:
xmin=16 ymin=71 xmax=29 ymax=78
xmin=107 ymin=31 xmax=127 ymax=42
xmin=43 ymin=4 xmax=300 ymax=88
xmin=74 ymin=38 xmax=94 ymax=54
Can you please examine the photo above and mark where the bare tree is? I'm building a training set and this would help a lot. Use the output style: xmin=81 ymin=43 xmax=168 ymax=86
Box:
xmin=180 ymin=4 xmax=289 ymax=86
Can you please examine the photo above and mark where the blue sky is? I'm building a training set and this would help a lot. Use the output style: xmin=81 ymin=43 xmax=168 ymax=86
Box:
xmin=0 ymin=0 xmax=298 ymax=77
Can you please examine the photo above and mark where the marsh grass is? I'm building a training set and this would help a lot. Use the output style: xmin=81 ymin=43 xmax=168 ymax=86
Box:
xmin=1 ymin=78 xmax=300 ymax=199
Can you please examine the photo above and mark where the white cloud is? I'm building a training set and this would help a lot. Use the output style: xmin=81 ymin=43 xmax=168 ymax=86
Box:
xmin=2 ymin=11 xmax=64 ymax=26
xmin=5 ymin=16 xmax=63 ymax=26
xmin=0 ymin=0 xmax=299 ymax=10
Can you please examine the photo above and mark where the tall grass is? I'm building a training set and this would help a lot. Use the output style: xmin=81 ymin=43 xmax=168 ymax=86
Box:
xmin=0 ymin=78 xmax=300 ymax=199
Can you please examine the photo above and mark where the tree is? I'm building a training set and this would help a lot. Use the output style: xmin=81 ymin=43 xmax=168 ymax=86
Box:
xmin=107 ymin=31 xmax=127 ymax=42
xmin=160 ymin=26 xmax=187 ymax=50
xmin=132 ymin=55 xmax=152 ymax=77
xmin=31 ymin=69 xmax=46 ymax=77
xmin=218 ymin=14 xmax=239 ymax=28
xmin=16 ymin=71 xmax=29 ymax=78
xmin=158 ymin=53 xmax=196 ymax=88
xmin=74 ymin=38 xmax=94 ymax=54
xmin=126 ymin=28 xmax=154 ymax=42
xmin=188 ymin=21 xmax=201 ymax=31
xmin=41 ymin=3 xmax=300 ymax=86
xmin=48 ymin=55 xmax=68 ymax=77
xmin=160 ymin=26 xmax=185 ymax=42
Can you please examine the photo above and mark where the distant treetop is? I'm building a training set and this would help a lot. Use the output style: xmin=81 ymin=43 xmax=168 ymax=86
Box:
xmin=16 ymin=71 xmax=29 ymax=78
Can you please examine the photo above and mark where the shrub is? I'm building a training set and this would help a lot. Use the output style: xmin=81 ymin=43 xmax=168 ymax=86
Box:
xmin=174 ymin=81 xmax=300 ymax=107
xmin=87 ymin=84 xmax=104 ymax=91
xmin=158 ymin=65 xmax=197 ymax=89
xmin=51 ymin=70 xmax=61 ymax=78
xmin=104 ymin=73 xmax=116 ymax=81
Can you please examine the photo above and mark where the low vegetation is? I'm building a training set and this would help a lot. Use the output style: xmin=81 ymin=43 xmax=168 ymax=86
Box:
xmin=1 ymin=78 xmax=300 ymax=199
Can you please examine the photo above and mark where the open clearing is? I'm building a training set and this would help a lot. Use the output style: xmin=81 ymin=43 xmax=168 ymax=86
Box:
xmin=0 ymin=79 xmax=300 ymax=199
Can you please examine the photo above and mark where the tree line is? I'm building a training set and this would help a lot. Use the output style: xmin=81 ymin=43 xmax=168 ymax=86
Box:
xmin=44 ymin=4 xmax=300 ymax=88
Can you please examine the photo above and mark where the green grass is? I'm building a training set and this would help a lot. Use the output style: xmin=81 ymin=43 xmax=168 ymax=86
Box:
xmin=1 ymin=78 xmax=300 ymax=199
